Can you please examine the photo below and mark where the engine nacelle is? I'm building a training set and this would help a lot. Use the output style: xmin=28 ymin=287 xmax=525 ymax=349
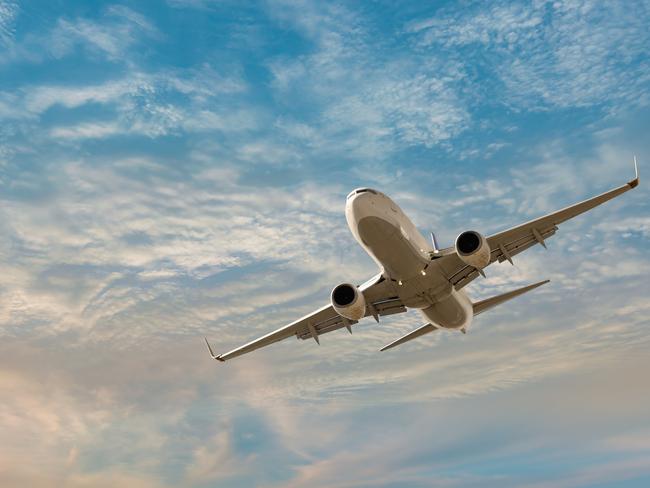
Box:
xmin=331 ymin=283 xmax=367 ymax=321
xmin=455 ymin=230 xmax=491 ymax=269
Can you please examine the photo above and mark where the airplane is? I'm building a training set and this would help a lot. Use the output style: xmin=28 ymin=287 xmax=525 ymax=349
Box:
xmin=205 ymin=158 xmax=639 ymax=362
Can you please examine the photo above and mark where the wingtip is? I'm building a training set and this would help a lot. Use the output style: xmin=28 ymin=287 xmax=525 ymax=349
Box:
xmin=204 ymin=337 xmax=224 ymax=362
xmin=531 ymin=279 xmax=550 ymax=289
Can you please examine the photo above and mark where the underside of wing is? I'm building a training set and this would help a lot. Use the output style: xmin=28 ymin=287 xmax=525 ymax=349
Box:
xmin=438 ymin=159 xmax=639 ymax=289
xmin=294 ymin=274 xmax=405 ymax=341
xmin=441 ymin=225 xmax=558 ymax=289
xmin=206 ymin=273 xmax=406 ymax=362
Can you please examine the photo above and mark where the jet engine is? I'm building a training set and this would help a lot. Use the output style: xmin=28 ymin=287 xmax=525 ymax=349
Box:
xmin=331 ymin=283 xmax=367 ymax=321
xmin=455 ymin=230 xmax=491 ymax=269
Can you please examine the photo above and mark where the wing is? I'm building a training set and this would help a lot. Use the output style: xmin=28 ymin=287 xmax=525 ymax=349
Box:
xmin=205 ymin=273 xmax=405 ymax=362
xmin=438 ymin=159 xmax=639 ymax=289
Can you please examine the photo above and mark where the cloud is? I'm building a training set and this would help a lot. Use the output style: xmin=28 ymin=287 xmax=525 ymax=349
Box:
xmin=0 ymin=5 xmax=163 ymax=67
xmin=0 ymin=0 xmax=18 ymax=46
xmin=0 ymin=152 xmax=365 ymax=347
xmin=408 ymin=0 xmax=650 ymax=110
xmin=24 ymin=79 xmax=138 ymax=114
xmin=50 ymin=122 xmax=123 ymax=140
xmin=2 ymin=64 xmax=250 ymax=142
xmin=0 ymin=357 xmax=132 ymax=486
xmin=186 ymin=430 xmax=255 ymax=483
xmin=266 ymin=1 xmax=471 ymax=157
xmin=48 ymin=6 xmax=161 ymax=61
xmin=595 ymin=215 xmax=650 ymax=239
xmin=1 ymin=2 xmax=649 ymax=486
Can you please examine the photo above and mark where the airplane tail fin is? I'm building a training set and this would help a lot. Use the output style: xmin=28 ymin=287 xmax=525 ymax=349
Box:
xmin=472 ymin=280 xmax=550 ymax=316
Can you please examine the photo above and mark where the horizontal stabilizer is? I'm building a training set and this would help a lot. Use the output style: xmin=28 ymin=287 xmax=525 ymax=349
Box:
xmin=380 ymin=323 xmax=437 ymax=352
xmin=472 ymin=279 xmax=550 ymax=316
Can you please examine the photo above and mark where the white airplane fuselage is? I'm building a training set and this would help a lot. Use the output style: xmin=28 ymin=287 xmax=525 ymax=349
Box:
xmin=346 ymin=188 xmax=473 ymax=330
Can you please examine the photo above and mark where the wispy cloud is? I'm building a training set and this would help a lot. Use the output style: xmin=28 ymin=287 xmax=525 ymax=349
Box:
xmin=3 ymin=64 xmax=250 ymax=142
xmin=47 ymin=6 xmax=160 ymax=61
xmin=0 ymin=0 xmax=18 ymax=46
xmin=1 ymin=1 xmax=649 ymax=486
xmin=408 ymin=0 xmax=650 ymax=110
xmin=266 ymin=1 xmax=471 ymax=157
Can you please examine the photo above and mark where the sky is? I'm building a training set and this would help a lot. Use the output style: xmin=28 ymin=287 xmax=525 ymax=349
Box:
xmin=0 ymin=0 xmax=649 ymax=486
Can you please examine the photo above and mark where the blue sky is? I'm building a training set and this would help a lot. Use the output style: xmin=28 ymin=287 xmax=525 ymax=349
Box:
xmin=1 ymin=0 xmax=649 ymax=486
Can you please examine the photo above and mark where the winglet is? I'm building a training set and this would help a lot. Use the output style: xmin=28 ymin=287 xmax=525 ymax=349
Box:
xmin=629 ymin=155 xmax=639 ymax=189
xmin=204 ymin=337 xmax=225 ymax=362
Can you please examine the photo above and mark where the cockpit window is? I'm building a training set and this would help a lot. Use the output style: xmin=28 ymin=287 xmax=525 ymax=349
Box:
xmin=347 ymin=188 xmax=378 ymax=199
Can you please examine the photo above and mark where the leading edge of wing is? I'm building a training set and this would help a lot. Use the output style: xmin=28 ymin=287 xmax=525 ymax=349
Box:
xmin=204 ymin=273 xmax=400 ymax=363
xmin=205 ymin=303 xmax=333 ymax=362
xmin=488 ymin=157 xmax=639 ymax=246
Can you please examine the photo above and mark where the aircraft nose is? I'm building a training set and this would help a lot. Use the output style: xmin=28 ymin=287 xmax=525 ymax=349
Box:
xmin=346 ymin=188 xmax=380 ymax=226
xmin=346 ymin=188 xmax=375 ymax=211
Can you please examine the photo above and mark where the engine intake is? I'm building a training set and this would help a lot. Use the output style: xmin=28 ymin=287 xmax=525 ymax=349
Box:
xmin=455 ymin=230 xmax=491 ymax=269
xmin=331 ymin=283 xmax=366 ymax=321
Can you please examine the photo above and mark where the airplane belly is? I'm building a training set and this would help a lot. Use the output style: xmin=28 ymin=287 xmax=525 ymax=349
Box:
xmin=356 ymin=216 xmax=426 ymax=280
xmin=420 ymin=288 xmax=472 ymax=329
